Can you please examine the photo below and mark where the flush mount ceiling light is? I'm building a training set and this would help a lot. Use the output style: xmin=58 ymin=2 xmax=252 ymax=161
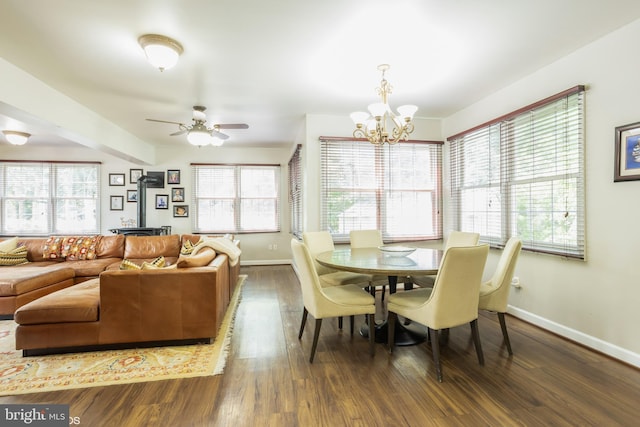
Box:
xmin=2 ymin=130 xmax=30 ymax=145
xmin=138 ymin=34 xmax=183 ymax=72
xmin=351 ymin=64 xmax=418 ymax=145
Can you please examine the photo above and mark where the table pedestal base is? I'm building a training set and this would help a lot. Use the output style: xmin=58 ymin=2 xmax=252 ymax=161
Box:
xmin=360 ymin=319 xmax=426 ymax=346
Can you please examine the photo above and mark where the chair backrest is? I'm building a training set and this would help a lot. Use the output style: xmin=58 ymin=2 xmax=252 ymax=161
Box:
xmin=349 ymin=229 xmax=383 ymax=248
xmin=445 ymin=231 xmax=480 ymax=251
xmin=421 ymin=244 xmax=489 ymax=330
xmin=291 ymin=239 xmax=326 ymax=318
xmin=302 ymin=231 xmax=336 ymax=276
xmin=479 ymin=237 xmax=522 ymax=312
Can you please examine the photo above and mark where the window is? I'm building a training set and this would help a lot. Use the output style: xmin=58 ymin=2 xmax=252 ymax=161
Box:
xmin=192 ymin=164 xmax=280 ymax=233
xmin=449 ymin=86 xmax=585 ymax=258
xmin=320 ymin=138 xmax=442 ymax=243
xmin=288 ymin=145 xmax=303 ymax=239
xmin=0 ymin=161 xmax=100 ymax=235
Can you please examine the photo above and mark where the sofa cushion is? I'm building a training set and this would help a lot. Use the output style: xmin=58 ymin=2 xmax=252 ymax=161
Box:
xmin=177 ymin=247 xmax=216 ymax=268
xmin=14 ymin=279 xmax=100 ymax=325
xmin=123 ymin=235 xmax=181 ymax=259
xmin=0 ymin=266 xmax=76 ymax=297
xmin=97 ymin=234 xmax=125 ymax=258
xmin=0 ymin=245 xmax=29 ymax=266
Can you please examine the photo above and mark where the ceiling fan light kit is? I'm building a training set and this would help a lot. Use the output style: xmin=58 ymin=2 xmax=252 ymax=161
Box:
xmin=351 ymin=64 xmax=418 ymax=145
xmin=2 ymin=130 xmax=31 ymax=145
xmin=138 ymin=34 xmax=183 ymax=72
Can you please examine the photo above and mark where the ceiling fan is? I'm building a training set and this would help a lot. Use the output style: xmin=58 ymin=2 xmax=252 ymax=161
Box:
xmin=146 ymin=106 xmax=249 ymax=146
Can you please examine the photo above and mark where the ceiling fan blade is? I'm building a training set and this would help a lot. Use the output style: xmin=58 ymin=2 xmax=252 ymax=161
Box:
xmin=170 ymin=129 xmax=188 ymax=136
xmin=212 ymin=130 xmax=230 ymax=140
xmin=214 ymin=123 xmax=249 ymax=129
xmin=146 ymin=118 xmax=186 ymax=126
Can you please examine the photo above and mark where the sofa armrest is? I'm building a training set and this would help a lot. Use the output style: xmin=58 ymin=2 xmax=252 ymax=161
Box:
xmin=98 ymin=267 xmax=227 ymax=345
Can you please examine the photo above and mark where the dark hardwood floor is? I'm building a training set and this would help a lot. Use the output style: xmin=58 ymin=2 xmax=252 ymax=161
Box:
xmin=2 ymin=265 xmax=639 ymax=426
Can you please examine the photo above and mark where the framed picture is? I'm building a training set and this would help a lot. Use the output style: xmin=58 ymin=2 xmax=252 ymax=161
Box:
xmin=614 ymin=121 xmax=640 ymax=182
xmin=110 ymin=195 xmax=124 ymax=210
xmin=130 ymin=168 xmax=143 ymax=184
xmin=126 ymin=190 xmax=137 ymax=202
xmin=146 ymin=171 xmax=165 ymax=188
xmin=109 ymin=173 xmax=125 ymax=186
xmin=167 ymin=169 xmax=181 ymax=184
xmin=171 ymin=187 xmax=185 ymax=202
xmin=173 ymin=205 xmax=189 ymax=217
xmin=155 ymin=194 xmax=169 ymax=209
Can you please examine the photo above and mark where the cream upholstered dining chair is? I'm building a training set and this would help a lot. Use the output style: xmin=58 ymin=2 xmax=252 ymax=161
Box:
xmin=291 ymin=239 xmax=376 ymax=363
xmin=410 ymin=231 xmax=480 ymax=288
xmin=479 ymin=236 xmax=522 ymax=356
xmin=388 ymin=244 xmax=489 ymax=382
xmin=349 ymin=229 xmax=390 ymax=299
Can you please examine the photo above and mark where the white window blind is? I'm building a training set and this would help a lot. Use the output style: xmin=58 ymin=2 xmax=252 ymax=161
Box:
xmin=192 ymin=164 xmax=280 ymax=233
xmin=320 ymin=138 xmax=442 ymax=243
xmin=0 ymin=161 xmax=100 ymax=235
xmin=449 ymin=86 xmax=585 ymax=258
xmin=288 ymin=145 xmax=303 ymax=239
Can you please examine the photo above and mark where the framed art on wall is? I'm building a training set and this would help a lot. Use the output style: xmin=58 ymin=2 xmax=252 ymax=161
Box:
xmin=614 ymin=121 xmax=640 ymax=182
xmin=109 ymin=173 xmax=125 ymax=186
xmin=171 ymin=187 xmax=185 ymax=202
xmin=167 ymin=169 xmax=180 ymax=184
xmin=146 ymin=171 xmax=165 ymax=188
xmin=127 ymin=190 xmax=137 ymax=202
xmin=130 ymin=168 xmax=143 ymax=184
xmin=156 ymin=194 xmax=169 ymax=209
xmin=110 ymin=195 xmax=124 ymax=210
xmin=173 ymin=205 xmax=189 ymax=217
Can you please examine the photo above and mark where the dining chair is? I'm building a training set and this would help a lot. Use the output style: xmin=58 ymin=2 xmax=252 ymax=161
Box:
xmin=410 ymin=231 xmax=480 ymax=288
xmin=388 ymin=244 xmax=489 ymax=382
xmin=291 ymin=239 xmax=376 ymax=363
xmin=349 ymin=229 xmax=390 ymax=299
xmin=478 ymin=236 xmax=522 ymax=355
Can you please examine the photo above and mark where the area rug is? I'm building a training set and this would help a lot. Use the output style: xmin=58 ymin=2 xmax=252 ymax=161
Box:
xmin=0 ymin=275 xmax=246 ymax=396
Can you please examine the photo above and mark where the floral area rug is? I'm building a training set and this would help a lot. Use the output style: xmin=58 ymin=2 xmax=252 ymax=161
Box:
xmin=0 ymin=275 xmax=245 ymax=396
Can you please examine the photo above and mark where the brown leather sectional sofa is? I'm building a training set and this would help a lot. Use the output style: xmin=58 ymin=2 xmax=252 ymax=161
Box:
xmin=0 ymin=234 xmax=240 ymax=355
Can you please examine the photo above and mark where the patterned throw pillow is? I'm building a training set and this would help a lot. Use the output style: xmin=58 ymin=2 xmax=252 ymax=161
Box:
xmin=43 ymin=236 xmax=65 ymax=259
xmin=64 ymin=236 xmax=100 ymax=260
xmin=119 ymin=259 xmax=142 ymax=270
xmin=119 ymin=256 xmax=166 ymax=271
xmin=180 ymin=239 xmax=203 ymax=255
xmin=0 ymin=245 xmax=29 ymax=266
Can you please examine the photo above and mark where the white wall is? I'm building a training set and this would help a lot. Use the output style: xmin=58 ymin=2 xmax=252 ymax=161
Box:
xmin=442 ymin=19 xmax=640 ymax=365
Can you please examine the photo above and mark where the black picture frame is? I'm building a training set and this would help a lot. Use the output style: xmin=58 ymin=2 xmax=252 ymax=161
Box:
xmin=146 ymin=171 xmax=165 ymax=188
xmin=173 ymin=205 xmax=189 ymax=217
xmin=109 ymin=173 xmax=125 ymax=186
xmin=155 ymin=194 xmax=169 ymax=209
xmin=110 ymin=195 xmax=124 ymax=210
xmin=130 ymin=168 xmax=143 ymax=184
xmin=126 ymin=190 xmax=137 ymax=202
xmin=167 ymin=169 xmax=181 ymax=184
xmin=171 ymin=187 xmax=185 ymax=202
xmin=614 ymin=121 xmax=640 ymax=182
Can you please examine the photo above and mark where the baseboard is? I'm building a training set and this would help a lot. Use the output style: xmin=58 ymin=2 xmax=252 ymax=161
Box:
xmin=241 ymin=259 xmax=292 ymax=266
xmin=508 ymin=305 xmax=640 ymax=368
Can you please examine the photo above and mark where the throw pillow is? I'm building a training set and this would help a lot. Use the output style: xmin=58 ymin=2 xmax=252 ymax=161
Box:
xmin=141 ymin=262 xmax=177 ymax=270
xmin=119 ymin=259 xmax=142 ymax=270
xmin=64 ymin=235 xmax=100 ymax=260
xmin=177 ymin=247 xmax=216 ymax=268
xmin=0 ymin=245 xmax=29 ymax=266
xmin=0 ymin=236 xmax=18 ymax=252
xmin=42 ymin=236 xmax=65 ymax=259
xmin=180 ymin=239 xmax=203 ymax=255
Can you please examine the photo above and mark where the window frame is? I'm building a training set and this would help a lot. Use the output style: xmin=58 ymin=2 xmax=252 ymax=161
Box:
xmin=448 ymin=86 xmax=585 ymax=259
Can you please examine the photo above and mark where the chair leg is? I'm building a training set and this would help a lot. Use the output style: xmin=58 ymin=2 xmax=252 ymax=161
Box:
xmin=338 ymin=316 xmax=343 ymax=330
xmin=430 ymin=328 xmax=443 ymax=382
xmin=298 ymin=307 xmax=308 ymax=339
xmin=470 ymin=319 xmax=485 ymax=366
xmin=368 ymin=313 xmax=375 ymax=357
xmin=349 ymin=315 xmax=355 ymax=335
xmin=310 ymin=318 xmax=323 ymax=363
xmin=388 ymin=312 xmax=397 ymax=353
xmin=381 ymin=285 xmax=386 ymax=301
xmin=497 ymin=312 xmax=513 ymax=355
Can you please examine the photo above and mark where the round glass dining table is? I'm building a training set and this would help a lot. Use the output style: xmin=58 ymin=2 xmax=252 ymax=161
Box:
xmin=316 ymin=247 xmax=444 ymax=345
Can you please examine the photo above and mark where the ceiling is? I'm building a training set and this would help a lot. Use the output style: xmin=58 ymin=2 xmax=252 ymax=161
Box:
xmin=1 ymin=0 xmax=640 ymax=151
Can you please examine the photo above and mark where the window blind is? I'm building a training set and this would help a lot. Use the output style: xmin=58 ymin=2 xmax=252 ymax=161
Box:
xmin=0 ymin=161 xmax=100 ymax=235
xmin=288 ymin=145 xmax=302 ymax=239
xmin=320 ymin=138 xmax=442 ymax=243
xmin=191 ymin=164 xmax=281 ymax=233
xmin=449 ymin=86 xmax=585 ymax=258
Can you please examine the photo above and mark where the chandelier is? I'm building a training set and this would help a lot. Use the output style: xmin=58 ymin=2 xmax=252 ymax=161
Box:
xmin=350 ymin=64 xmax=417 ymax=145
